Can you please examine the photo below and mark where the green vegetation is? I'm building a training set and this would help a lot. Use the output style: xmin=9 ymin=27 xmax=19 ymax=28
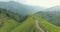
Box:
xmin=39 ymin=20 xmax=60 ymax=32
xmin=34 ymin=15 xmax=60 ymax=32
xmin=0 ymin=19 xmax=19 ymax=32
xmin=0 ymin=13 xmax=8 ymax=28
xmin=11 ymin=15 xmax=40 ymax=32
xmin=0 ymin=8 xmax=28 ymax=23
xmin=36 ymin=11 xmax=60 ymax=26
xmin=0 ymin=8 xmax=60 ymax=32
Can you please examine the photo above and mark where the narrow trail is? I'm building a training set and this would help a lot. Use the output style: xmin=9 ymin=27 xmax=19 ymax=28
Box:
xmin=36 ymin=20 xmax=45 ymax=32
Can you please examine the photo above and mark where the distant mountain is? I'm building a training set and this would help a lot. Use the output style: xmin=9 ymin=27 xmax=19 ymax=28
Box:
xmin=36 ymin=6 xmax=60 ymax=26
xmin=42 ymin=5 xmax=60 ymax=11
xmin=0 ymin=1 xmax=44 ymax=16
xmin=0 ymin=6 xmax=60 ymax=32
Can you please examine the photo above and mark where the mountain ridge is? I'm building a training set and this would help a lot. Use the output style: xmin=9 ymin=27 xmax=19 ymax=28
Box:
xmin=0 ymin=1 xmax=44 ymax=16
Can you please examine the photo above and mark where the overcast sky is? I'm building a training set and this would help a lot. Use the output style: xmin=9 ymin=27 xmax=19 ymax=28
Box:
xmin=0 ymin=0 xmax=60 ymax=8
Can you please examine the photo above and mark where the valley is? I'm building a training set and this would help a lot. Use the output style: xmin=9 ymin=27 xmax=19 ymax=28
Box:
xmin=0 ymin=1 xmax=60 ymax=32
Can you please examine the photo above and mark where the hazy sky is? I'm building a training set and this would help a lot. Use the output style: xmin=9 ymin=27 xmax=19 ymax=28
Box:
xmin=0 ymin=0 xmax=60 ymax=8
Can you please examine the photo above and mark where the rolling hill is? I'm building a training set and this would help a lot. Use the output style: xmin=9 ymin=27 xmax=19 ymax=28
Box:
xmin=36 ymin=6 xmax=60 ymax=26
xmin=0 ymin=14 xmax=60 ymax=32
xmin=36 ymin=11 xmax=60 ymax=26
xmin=0 ymin=1 xmax=44 ymax=16
xmin=0 ymin=3 xmax=60 ymax=32
xmin=35 ymin=15 xmax=60 ymax=32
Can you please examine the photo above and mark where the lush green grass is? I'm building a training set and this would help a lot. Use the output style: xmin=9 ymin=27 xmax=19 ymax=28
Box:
xmin=0 ymin=19 xmax=19 ymax=32
xmin=0 ymin=13 xmax=7 ymax=18
xmin=0 ymin=14 xmax=60 ymax=32
xmin=36 ymin=12 xmax=60 ymax=26
xmin=11 ymin=15 xmax=40 ymax=32
xmin=39 ymin=19 xmax=60 ymax=32
xmin=34 ymin=15 xmax=60 ymax=32
xmin=0 ymin=13 xmax=8 ymax=28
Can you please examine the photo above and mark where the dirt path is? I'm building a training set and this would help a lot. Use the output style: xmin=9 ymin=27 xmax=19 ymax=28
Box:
xmin=36 ymin=20 xmax=45 ymax=32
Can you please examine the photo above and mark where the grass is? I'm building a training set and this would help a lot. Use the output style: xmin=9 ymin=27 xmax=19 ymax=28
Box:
xmin=0 ymin=13 xmax=8 ymax=28
xmin=39 ymin=19 xmax=60 ymax=32
xmin=0 ymin=19 xmax=19 ymax=32
xmin=0 ymin=14 xmax=60 ymax=32
xmin=11 ymin=15 xmax=40 ymax=32
xmin=35 ymin=14 xmax=60 ymax=32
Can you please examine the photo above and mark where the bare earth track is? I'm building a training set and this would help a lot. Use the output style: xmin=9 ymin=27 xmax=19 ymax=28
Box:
xmin=36 ymin=20 xmax=45 ymax=32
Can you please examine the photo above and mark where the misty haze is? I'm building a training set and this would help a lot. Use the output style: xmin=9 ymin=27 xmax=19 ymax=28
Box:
xmin=0 ymin=0 xmax=60 ymax=32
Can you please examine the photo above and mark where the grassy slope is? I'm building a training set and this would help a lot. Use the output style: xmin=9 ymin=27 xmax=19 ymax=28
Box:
xmin=0 ymin=12 xmax=20 ymax=32
xmin=0 ymin=13 xmax=8 ymax=28
xmin=11 ymin=15 xmax=40 ymax=32
xmin=10 ymin=15 xmax=60 ymax=32
xmin=0 ymin=14 xmax=60 ymax=32
xmin=0 ymin=19 xmax=19 ymax=32
xmin=34 ymin=15 xmax=60 ymax=32
xmin=39 ymin=20 xmax=60 ymax=32
xmin=36 ymin=12 xmax=60 ymax=26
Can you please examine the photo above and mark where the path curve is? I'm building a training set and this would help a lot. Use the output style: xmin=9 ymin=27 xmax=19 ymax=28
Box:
xmin=36 ymin=20 xmax=45 ymax=32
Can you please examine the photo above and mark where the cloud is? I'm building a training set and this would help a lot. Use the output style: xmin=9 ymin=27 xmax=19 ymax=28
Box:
xmin=0 ymin=0 xmax=60 ymax=7
xmin=20 ymin=0 xmax=60 ymax=7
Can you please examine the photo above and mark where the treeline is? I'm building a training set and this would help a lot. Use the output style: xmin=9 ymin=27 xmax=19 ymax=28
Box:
xmin=0 ymin=8 xmax=28 ymax=23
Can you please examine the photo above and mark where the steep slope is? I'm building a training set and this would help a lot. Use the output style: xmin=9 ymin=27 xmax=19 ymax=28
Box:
xmin=0 ymin=13 xmax=8 ymax=28
xmin=0 ymin=19 xmax=19 ymax=32
xmin=0 ymin=13 xmax=60 ymax=32
xmin=0 ymin=8 xmax=21 ymax=28
xmin=11 ymin=15 xmax=40 ymax=32
xmin=36 ymin=10 xmax=60 ymax=26
xmin=38 ymin=17 xmax=60 ymax=32
xmin=34 ymin=15 xmax=60 ymax=32
xmin=0 ymin=1 xmax=44 ymax=16
xmin=36 ymin=21 xmax=45 ymax=32
xmin=0 ymin=8 xmax=27 ymax=22
xmin=0 ymin=8 xmax=20 ymax=32
xmin=11 ymin=15 xmax=60 ymax=32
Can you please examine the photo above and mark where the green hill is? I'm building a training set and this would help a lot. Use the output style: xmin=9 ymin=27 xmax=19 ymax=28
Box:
xmin=36 ymin=11 xmax=60 ymax=26
xmin=0 ymin=19 xmax=19 ymax=32
xmin=0 ymin=1 xmax=44 ymax=16
xmin=35 ymin=15 xmax=60 ymax=32
xmin=11 ymin=15 xmax=40 ymax=32
xmin=35 ymin=5 xmax=60 ymax=26
xmin=0 ymin=8 xmax=60 ymax=32
xmin=4 ymin=15 xmax=59 ymax=32
xmin=0 ymin=8 xmax=27 ymax=23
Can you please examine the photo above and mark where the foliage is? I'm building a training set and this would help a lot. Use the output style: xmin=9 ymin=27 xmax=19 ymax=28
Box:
xmin=0 ymin=19 xmax=19 ymax=32
xmin=36 ymin=11 xmax=60 ymax=26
